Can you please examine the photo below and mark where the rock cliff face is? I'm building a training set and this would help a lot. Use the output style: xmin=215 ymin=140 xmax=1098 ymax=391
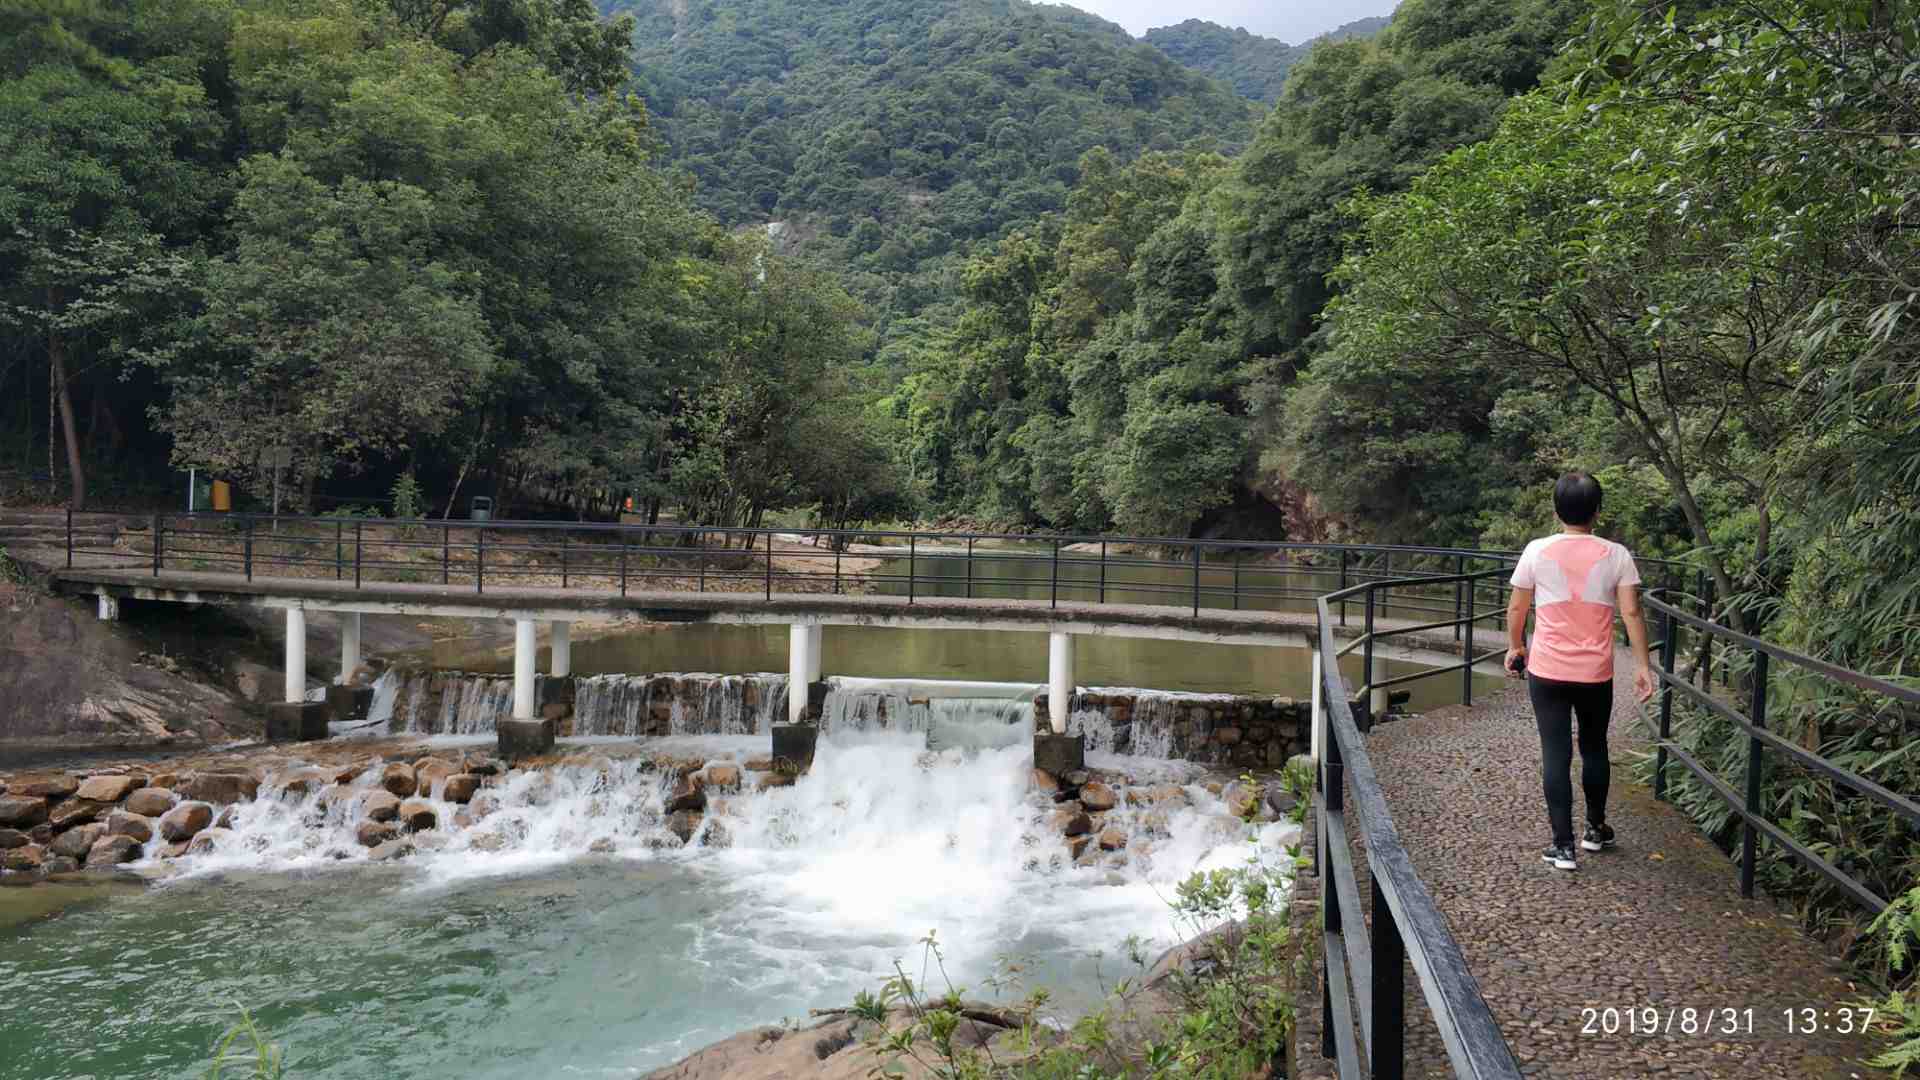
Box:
xmin=0 ymin=591 xmax=258 ymax=752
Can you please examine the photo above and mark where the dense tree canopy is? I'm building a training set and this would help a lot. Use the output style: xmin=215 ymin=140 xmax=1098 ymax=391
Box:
xmin=1142 ymin=15 xmax=1389 ymax=103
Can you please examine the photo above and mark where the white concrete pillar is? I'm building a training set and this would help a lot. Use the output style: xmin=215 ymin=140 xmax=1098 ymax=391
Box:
xmin=550 ymin=620 xmax=571 ymax=677
xmin=1048 ymin=631 xmax=1075 ymax=735
xmin=339 ymin=612 xmax=361 ymax=685
xmin=1370 ymin=656 xmax=1389 ymax=720
xmin=513 ymin=618 xmax=536 ymax=721
xmin=284 ymin=607 xmax=306 ymax=704
xmin=804 ymin=624 xmax=823 ymax=684
xmin=1310 ymin=651 xmax=1323 ymax=764
xmin=96 ymin=594 xmax=118 ymax=621
xmin=788 ymin=622 xmax=819 ymax=724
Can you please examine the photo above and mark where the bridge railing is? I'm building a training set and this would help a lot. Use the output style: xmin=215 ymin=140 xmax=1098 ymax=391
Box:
xmin=65 ymin=510 xmax=1547 ymax=624
xmin=1642 ymin=590 xmax=1920 ymax=912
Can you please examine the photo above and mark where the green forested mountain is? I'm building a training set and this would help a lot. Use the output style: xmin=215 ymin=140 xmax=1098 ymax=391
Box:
xmin=609 ymin=0 xmax=1256 ymax=330
xmin=1142 ymin=15 xmax=1391 ymax=102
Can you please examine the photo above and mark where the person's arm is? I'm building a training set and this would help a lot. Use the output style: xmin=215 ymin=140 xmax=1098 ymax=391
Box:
xmin=1504 ymin=586 xmax=1532 ymax=677
xmin=1618 ymin=581 xmax=1657 ymax=702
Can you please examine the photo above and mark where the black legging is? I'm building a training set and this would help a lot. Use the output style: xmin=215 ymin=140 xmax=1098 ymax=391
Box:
xmin=1528 ymin=674 xmax=1614 ymax=848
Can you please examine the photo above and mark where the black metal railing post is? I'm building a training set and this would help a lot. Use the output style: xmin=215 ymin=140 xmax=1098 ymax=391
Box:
xmin=1098 ymin=539 xmax=1106 ymax=604
xmin=1232 ymin=552 xmax=1240 ymax=611
xmin=1362 ymin=588 xmax=1377 ymax=731
xmin=765 ymin=531 xmax=774 ymax=600
xmin=1319 ymin=729 xmax=1345 ymax=1060
xmin=964 ymin=537 xmax=973 ymax=599
xmin=1191 ymin=543 xmax=1201 ymax=618
xmin=1740 ymin=648 xmax=1770 ymax=898
xmin=243 ymin=518 xmax=252 ymax=581
xmin=353 ymin=520 xmax=362 ymax=587
xmin=443 ymin=525 xmax=450 ymax=586
xmin=908 ymin=534 xmax=916 ymax=604
xmin=1339 ymin=549 xmax=1350 ymax=627
xmin=698 ymin=539 xmax=706 ymax=593
xmin=476 ymin=527 xmax=485 ymax=595
xmin=1051 ymin=538 xmax=1059 ymax=609
xmin=561 ymin=533 xmax=569 ymax=589
xmin=65 ymin=505 xmax=72 ymax=568
xmin=834 ymin=541 xmax=842 ymax=595
xmin=152 ymin=513 xmax=163 ymax=576
xmin=1462 ymin=571 xmax=1476 ymax=707
xmin=1655 ymin=606 xmax=1677 ymax=800
xmin=1453 ymin=555 xmax=1465 ymax=641
xmin=619 ymin=533 xmax=628 ymax=597
xmin=335 ymin=521 xmax=344 ymax=580
xmin=1372 ymin=874 xmax=1407 ymax=1079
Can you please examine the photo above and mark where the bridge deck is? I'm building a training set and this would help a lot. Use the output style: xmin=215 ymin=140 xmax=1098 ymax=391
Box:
xmin=1295 ymin=659 xmax=1885 ymax=1079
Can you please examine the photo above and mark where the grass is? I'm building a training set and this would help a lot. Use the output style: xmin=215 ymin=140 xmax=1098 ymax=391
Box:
xmin=205 ymin=1006 xmax=284 ymax=1080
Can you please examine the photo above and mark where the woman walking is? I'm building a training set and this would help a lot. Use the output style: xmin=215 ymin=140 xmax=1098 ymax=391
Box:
xmin=1504 ymin=472 xmax=1658 ymax=871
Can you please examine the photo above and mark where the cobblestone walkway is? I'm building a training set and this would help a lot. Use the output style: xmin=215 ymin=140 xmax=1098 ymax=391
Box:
xmin=1297 ymin=661 xmax=1887 ymax=1079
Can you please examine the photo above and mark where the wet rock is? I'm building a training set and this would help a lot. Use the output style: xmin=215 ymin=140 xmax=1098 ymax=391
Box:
xmin=106 ymin=811 xmax=153 ymax=844
xmin=704 ymin=820 xmax=732 ymax=849
xmin=704 ymin=764 xmax=742 ymax=790
xmin=468 ymin=793 xmax=501 ymax=818
xmin=1224 ymin=783 xmax=1259 ymax=820
xmin=161 ymin=841 xmax=189 ymax=859
xmin=469 ymin=833 xmax=508 ymax=853
xmin=667 ymin=810 xmax=702 ymax=843
xmin=755 ymin=771 xmax=796 ymax=790
xmin=1266 ymin=789 xmax=1298 ymax=817
xmin=1 ymin=844 xmax=45 ymax=872
xmin=397 ymin=800 xmax=437 ymax=832
xmin=665 ymin=781 xmax=706 ymax=814
xmin=158 ymin=801 xmax=215 ymax=842
xmin=11 ymin=776 xmax=78 ymax=799
xmin=1079 ymin=781 xmax=1118 ymax=812
xmin=361 ymin=790 xmax=401 ymax=823
xmin=75 ymin=775 xmax=138 ymax=803
xmin=414 ymin=759 xmax=456 ymax=798
xmin=29 ymin=824 xmax=52 ymax=845
xmin=182 ymin=773 xmax=259 ymax=805
xmin=0 ymin=828 xmax=26 ymax=849
xmin=1213 ymin=726 xmax=1243 ymax=746
xmin=368 ymin=838 xmax=414 ymax=862
xmin=48 ymin=799 xmax=113 ymax=831
xmin=411 ymin=832 xmax=449 ymax=853
xmin=1030 ymin=769 xmax=1060 ymax=794
xmin=743 ymin=756 xmax=774 ymax=772
xmin=1098 ymin=827 xmax=1128 ymax=852
xmin=214 ymin=806 xmax=239 ymax=830
xmin=85 ymin=834 xmax=143 ymax=867
xmin=462 ymin=754 xmax=501 ymax=776
xmin=43 ymin=855 xmax=80 ymax=875
xmin=124 ymin=788 xmax=176 ymax=817
xmin=50 ymin=824 xmax=106 ymax=860
xmin=356 ymin=820 xmax=399 ymax=848
xmin=587 ymin=837 xmax=617 ymax=854
xmin=441 ymin=775 xmax=481 ymax=805
xmin=0 ymin=795 xmax=49 ymax=827
xmin=1068 ymin=834 xmax=1095 ymax=860
xmin=331 ymin=763 xmax=368 ymax=785
xmin=187 ymin=828 xmax=234 ymax=855
xmin=379 ymin=762 xmax=417 ymax=799
xmin=277 ymin=769 xmax=331 ymax=797
xmin=1051 ymin=808 xmax=1092 ymax=837
xmin=451 ymin=809 xmax=476 ymax=830
xmin=149 ymin=773 xmax=179 ymax=790
xmin=1063 ymin=770 xmax=1090 ymax=788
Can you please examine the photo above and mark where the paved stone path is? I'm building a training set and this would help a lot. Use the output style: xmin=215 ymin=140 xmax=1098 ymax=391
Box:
xmin=1296 ymin=660 xmax=1887 ymax=1079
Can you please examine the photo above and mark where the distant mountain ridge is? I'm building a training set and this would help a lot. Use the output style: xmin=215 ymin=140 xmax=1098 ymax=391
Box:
xmin=1144 ymin=14 xmax=1393 ymax=102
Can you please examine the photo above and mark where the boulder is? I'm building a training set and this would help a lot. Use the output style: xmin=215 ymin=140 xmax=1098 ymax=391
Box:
xmin=379 ymin=762 xmax=418 ymax=799
xmin=44 ymin=855 xmax=81 ymax=875
xmin=50 ymin=823 xmax=106 ymax=860
xmin=1067 ymin=834 xmax=1095 ymax=860
xmin=468 ymin=793 xmax=501 ymax=818
xmin=587 ymin=837 xmax=617 ymax=854
xmin=411 ymin=832 xmax=449 ymax=853
xmin=743 ymin=756 xmax=774 ymax=772
xmin=1029 ymin=769 xmax=1060 ymax=794
xmin=332 ymin=763 xmax=369 ymax=785
xmin=2 ymin=844 xmax=46 ymax=872
xmin=1078 ymin=781 xmax=1117 ymax=812
xmin=397 ymin=800 xmax=438 ymax=832
xmin=755 ymin=771 xmax=796 ymax=790
xmin=106 ymin=811 xmax=154 ymax=844
xmin=361 ymin=790 xmax=401 ymax=823
xmin=161 ymin=841 xmax=189 ymax=859
xmin=667 ymin=810 xmax=702 ymax=844
xmin=277 ymin=769 xmax=332 ymax=798
xmin=11 ymin=776 xmax=79 ymax=799
xmin=355 ymin=820 xmax=399 ymax=849
xmin=1213 ymin=726 xmax=1243 ymax=746
xmin=158 ymin=801 xmax=215 ymax=842
xmin=124 ymin=788 xmax=177 ymax=817
xmin=441 ymin=775 xmax=481 ymax=804
xmin=187 ymin=828 xmax=234 ymax=855
xmin=704 ymin=764 xmax=742 ymax=790
xmin=182 ymin=773 xmax=260 ymax=805
xmin=29 ymin=824 xmax=52 ymax=845
xmin=75 ymin=775 xmax=139 ymax=803
xmin=1051 ymin=808 xmax=1092 ymax=838
xmin=85 ymin=834 xmax=143 ymax=867
xmin=1224 ymin=783 xmax=1259 ymax=820
xmin=414 ymin=759 xmax=456 ymax=798
xmin=0 ymin=795 xmax=49 ymax=827
xmin=1098 ymin=827 xmax=1128 ymax=852
xmin=0 ymin=828 xmax=27 ymax=849
xmin=149 ymin=773 xmax=179 ymax=790
xmin=665 ymin=781 xmax=706 ymax=814
xmin=368 ymin=838 xmax=414 ymax=862
xmin=48 ymin=799 xmax=113 ymax=831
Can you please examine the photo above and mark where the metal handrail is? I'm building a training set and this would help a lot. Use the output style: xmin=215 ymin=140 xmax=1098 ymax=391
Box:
xmin=1641 ymin=588 xmax=1920 ymax=912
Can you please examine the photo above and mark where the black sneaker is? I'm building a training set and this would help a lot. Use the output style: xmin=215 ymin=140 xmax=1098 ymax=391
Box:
xmin=1541 ymin=844 xmax=1577 ymax=871
xmin=1582 ymin=824 xmax=1616 ymax=852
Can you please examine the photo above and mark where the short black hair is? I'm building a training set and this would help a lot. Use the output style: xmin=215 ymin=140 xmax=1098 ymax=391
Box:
xmin=1553 ymin=471 xmax=1603 ymax=526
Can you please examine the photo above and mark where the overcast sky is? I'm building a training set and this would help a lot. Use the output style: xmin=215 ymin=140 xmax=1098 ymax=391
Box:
xmin=1061 ymin=0 xmax=1401 ymax=43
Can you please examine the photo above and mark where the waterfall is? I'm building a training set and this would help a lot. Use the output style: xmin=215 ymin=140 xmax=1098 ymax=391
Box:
xmin=572 ymin=674 xmax=788 ymax=736
xmin=817 ymin=677 xmax=1034 ymax=750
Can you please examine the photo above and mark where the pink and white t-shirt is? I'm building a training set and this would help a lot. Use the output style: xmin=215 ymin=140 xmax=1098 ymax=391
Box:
xmin=1510 ymin=533 xmax=1642 ymax=684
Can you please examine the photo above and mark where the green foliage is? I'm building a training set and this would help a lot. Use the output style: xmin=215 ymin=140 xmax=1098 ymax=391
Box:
xmin=205 ymin=1005 xmax=284 ymax=1080
xmin=1142 ymin=17 xmax=1390 ymax=104
xmin=1863 ymin=887 xmax=1920 ymax=1075
xmin=389 ymin=472 xmax=424 ymax=521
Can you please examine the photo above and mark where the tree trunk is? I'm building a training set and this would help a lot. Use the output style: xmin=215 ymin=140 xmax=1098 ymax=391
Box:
xmin=48 ymin=326 xmax=85 ymax=511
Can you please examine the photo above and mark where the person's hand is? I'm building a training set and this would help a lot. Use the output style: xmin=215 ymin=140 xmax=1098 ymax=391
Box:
xmin=1504 ymin=648 xmax=1526 ymax=678
xmin=1634 ymin=666 xmax=1658 ymax=703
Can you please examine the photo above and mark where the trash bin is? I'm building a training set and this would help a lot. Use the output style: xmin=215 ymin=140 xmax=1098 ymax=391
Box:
xmin=210 ymin=480 xmax=232 ymax=512
xmin=469 ymin=496 xmax=493 ymax=522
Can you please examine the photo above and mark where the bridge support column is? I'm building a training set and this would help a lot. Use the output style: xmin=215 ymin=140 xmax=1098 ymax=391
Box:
xmin=267 ymin=606 xmax=329 ymax=742
xmin=96 ymin=594 xmax=118 ymax=621
xmin=788 ymin=623 xmax=822 ymax=724
xmin=497 ymin=617 xmax=554 ymax=758
xmin=1047 ymin=631 xmax=1074 ymax=735
xmin=550 ymin=620 xmax=571 ymax=677
xmin=339 ymin=612 xmax=361 ymax=684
